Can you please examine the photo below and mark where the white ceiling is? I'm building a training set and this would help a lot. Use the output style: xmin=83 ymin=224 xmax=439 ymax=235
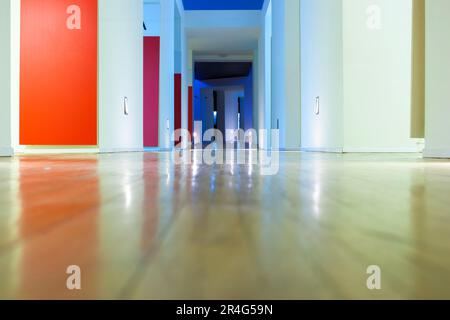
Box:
xmin=185 ymin=10 xmax=261 ymax=57
xmin=187 ymin=28 xmax=259 ymax=56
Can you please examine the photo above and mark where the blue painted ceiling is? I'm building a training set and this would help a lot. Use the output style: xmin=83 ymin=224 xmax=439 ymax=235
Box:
xmin=183 ymin=0 xmax=264 ymax=11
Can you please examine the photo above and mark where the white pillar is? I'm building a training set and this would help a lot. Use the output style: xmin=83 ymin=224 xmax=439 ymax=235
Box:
xmin=159 ymin=0 xmax=175 ymax=149
xmin=284 ymin=0 xmax=301 ymax=149
xmin=257 ymin=20 xmax=265 ymax=138
xmin=181 ymin=20 xmax=188 ymax=132
xmin=98 ymin=0 xmax=144 ymax=153
xmin=0 ymin=0 xmax=12 ymax=156
xmin=253 ymin=48 xmax=259 ymax=134
xmin=187 ymin=50 xmax=193 ymax=87
xmin=176 ymin=0 xmax=188 ymax=134
xmin=271 ymin=0 xmax=301 ymax=150
xmin=258 ymin=0 xmax=273 ymax=150
xmin=10 ymin=0 xmax=20 ymax=152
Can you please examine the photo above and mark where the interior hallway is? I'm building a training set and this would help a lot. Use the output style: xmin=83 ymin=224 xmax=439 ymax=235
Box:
xmin=0 ymin=152 xmax=449 ymax=299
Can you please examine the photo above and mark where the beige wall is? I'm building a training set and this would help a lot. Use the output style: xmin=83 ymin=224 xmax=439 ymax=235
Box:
xmin=424 ymin=0 xmax=450 ymax=157
xmin=342 ymin=0 xmax=422 ymax=152
xmin=411 ymin=0 xmax=425 ymax=138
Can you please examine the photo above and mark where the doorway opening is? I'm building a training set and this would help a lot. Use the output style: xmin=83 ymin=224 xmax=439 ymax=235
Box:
xmin=193 ymin=62 xmax=254 ymax=149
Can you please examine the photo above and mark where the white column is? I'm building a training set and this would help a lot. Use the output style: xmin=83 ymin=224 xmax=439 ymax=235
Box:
xmin=10 ymin=0 xmax=20 ymax=152
xmin=284 ymin=0 xmax=301 ymax=149
xmin=187 ymin=50 xmax=193 ymax=87
xmin=271 ymin=0 xmax=301 ymax=150
xmin=253 ymin=48 xmax=259 ymax=134
xmin=181 ymin=18 xmax=188 ymax=132
xmin=98 ymin=0 xmax=144 ymax=153
xmin=257 ymin=20 xmax=265 ymax=137
xmin=159 ymin=0 xmax=175 ymax=149
xmin=258 ymin=0 xmax=273 ymax=150
xmin=271 ymin=0 xmax=285 ymax=149
xmin=176 ymin=0 xmax=188 ymax=134
xmin=0 ymin=0 xmax=12 ymax=156
xmin=300 ymin=0 xmax=344 ymax=153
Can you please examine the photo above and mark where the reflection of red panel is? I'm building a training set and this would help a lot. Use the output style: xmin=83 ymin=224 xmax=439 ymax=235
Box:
xmin=188 ymin=86 xmax=193 ymax=136
xmin=20 ymin=0 xmax=97 ymax=146
xmin=144 ymin=37 xmax=160 ymax=147
xmin=19 ymin=158 xmax=99 ymax=299
xmin=174 ymin=74 xmax=182 ymax=144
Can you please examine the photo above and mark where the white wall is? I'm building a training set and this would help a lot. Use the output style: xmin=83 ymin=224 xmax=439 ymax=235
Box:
xmin=261 ymin=0 xmax=272 ymax=149
xmin=245 ymin=68 xmax=255 ymax=131
xmin=200 ymin=88 xmax=214 ymax=133
xmin=185 ymin=10 xmax=261 ymax=30
xmin=256 ymin=0 xmax=273 ymax=149
xmin=174 ymin=5 xmax=182 ymax=74
xmin=252 ymin=48 xmax=259 ymax=134
xmin=178 ymin=0 xmax=189 ymax=134
xmin=300 ymin=0 xmax=421 ymax=153
xmin=343 ymin=0 xmax=421 ymax=152
xmin=271 ymin=0 xmax=301 ymax=150
xmin=10 ymin=0 xmax=19 ymax=152
xmin=271 ymin=0 xmax=286 ymax=147
xmin=158 ymin=0 xmax=175 ymax=149
xmin=424 ymin=0 xmax=450 ymax=158
xmin=0 ymin=0 xmax=12 ymax=156
xmin=300 ymin=0 xmax=344 ymax=152
xmin=98 ymin=0 xmax=144 ymax=152
xmin=144 ymin=2 xmax=161 ymax=36
xmin=284 ymin=0 xmax=301 ymax=149
xmin=224 ymin=89 xmax=245 ymax=140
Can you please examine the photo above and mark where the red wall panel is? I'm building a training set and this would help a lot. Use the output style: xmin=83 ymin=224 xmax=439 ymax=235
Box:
xmin=20 ymin=0 xmax=98 ymax=145
xmin=188 ymin=86 xmax=193 ymax=136
xmin=174 ymin=74 xmax=182 ymax=144
xmin=144 ymin=37 xmax=160 ymax=148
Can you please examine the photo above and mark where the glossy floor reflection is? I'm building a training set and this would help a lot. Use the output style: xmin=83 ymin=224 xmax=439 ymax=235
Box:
xmin=0 ymin=152 xmax=450 ymax=299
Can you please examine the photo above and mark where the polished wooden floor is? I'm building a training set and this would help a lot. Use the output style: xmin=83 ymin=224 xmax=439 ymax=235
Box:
xmin=0 ymin=151 xmax=450 ymax=299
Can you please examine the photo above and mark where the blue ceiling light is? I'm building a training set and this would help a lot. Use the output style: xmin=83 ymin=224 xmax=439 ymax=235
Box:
xmin=183 ymin=0 xmax=265 ymax=11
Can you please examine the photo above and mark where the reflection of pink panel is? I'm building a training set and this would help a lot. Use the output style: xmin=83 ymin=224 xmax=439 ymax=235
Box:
xmin=144 ymin=37 xmax=160 ymax=147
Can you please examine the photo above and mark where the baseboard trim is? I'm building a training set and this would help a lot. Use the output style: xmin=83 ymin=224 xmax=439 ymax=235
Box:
xmin=0 ymin=147 xmax=14 ymax=157
xmin=15 ymin=147 xmax=100 ymax=155
xmin=423 ymin=148 xmax=450 ymax=159
xmin=279 ymin=148 xmax=303 ymax=152
xmin=99 ymin=148 xmax=144 ymax=154
xmin=144 ymin=147 xmax=173 ymax=152
xmin=343 ymin=147 xmax=423 ymax=153
xmin=301 ymin=147 xmax=344 ymax=153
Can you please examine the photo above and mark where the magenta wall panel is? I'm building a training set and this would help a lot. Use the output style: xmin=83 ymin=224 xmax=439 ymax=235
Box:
xmin=144 ymin=37 xmax=160 ymax=147
xmin=174 ymin=73 xmax=182 ymax=144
